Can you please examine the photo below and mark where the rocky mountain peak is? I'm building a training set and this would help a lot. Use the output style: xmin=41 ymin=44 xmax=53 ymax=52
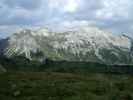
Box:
xmin=0 ymin=26 xmax=133 ymax=65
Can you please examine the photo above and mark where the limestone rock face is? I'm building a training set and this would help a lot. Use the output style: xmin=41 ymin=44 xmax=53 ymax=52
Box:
xmin=0 ymin=26 xmax=133 ymax=65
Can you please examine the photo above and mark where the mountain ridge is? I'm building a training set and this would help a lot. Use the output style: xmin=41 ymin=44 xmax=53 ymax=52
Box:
xmin=0 ymin=26 xmax=133 ymax=65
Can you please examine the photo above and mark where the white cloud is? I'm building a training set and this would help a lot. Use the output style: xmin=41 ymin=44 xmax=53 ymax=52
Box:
xmin=0 ymin=25 xmax=40 ymax=35
xmin=0 ymin=0 xmax=133 ymax=37
xmin=96 ymin=0 xmax=132 ymax=20
xmin=64 ymin=0 xmax=81 ymax=13
xmin=46 ymin=20 xmax=98 ymax=32
xmin=48 ymin=0 xmax=81 ymax=13
xmin=61 ymin=20 xmax=91 ymax=28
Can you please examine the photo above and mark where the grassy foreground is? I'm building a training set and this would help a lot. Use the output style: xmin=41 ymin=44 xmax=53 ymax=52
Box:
xmin=0 ymin=72 xmax=133 ymax=100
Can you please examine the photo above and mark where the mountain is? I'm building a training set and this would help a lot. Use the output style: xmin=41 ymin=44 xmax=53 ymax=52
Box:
xmin=0 ymin=26 xmax=133 ymax=65
xmin=0 ymin=38 xmax=8 ymax=55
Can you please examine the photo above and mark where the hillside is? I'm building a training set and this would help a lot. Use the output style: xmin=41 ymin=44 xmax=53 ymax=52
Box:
xmin=0 ymin=56 xmax=133 ymax=74
xmin=0 ymin=72 xmax=133 ymax=100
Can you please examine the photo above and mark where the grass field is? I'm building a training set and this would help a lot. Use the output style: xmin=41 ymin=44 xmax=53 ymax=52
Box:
xmin=0 ymin=72 xmax=133 ymax=100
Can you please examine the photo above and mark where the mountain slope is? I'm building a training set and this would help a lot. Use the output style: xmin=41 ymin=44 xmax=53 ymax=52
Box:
xmin=0 ymin=38 xmax=8 ymax=55
xmin=0 ymin=64 xmax=6 ymax=73
xmin=1 ymin=26 xmax=133 ymax=65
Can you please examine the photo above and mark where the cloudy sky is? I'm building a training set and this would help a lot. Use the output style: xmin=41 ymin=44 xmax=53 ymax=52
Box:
xmin=0 ymin=0 xmax=133 ymax=38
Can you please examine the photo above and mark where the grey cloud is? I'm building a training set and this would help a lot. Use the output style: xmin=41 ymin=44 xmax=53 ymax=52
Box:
xmin=0 ymin=0 xmax=133 ymax=38
xmin=3 ymin=0 xmax=42 ymax=10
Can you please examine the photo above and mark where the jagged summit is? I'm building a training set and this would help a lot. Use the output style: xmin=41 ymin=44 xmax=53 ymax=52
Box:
xmin=0 ymin=26 xmax=133 ymax=65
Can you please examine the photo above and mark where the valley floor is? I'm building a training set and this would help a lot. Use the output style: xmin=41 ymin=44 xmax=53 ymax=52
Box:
xmin=0 ymin=72 xmax=133 ymax=100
